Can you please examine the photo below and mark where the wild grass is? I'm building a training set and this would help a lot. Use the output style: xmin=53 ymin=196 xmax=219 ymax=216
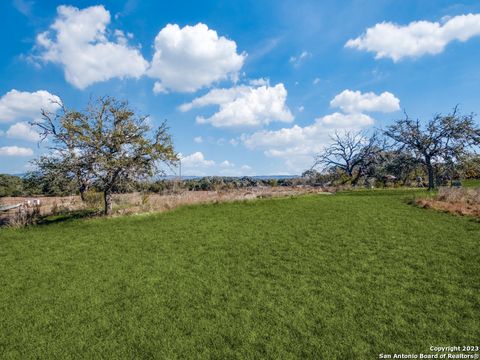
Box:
xmin=0 ymin=190 xmax=479 ymax=359
xmin=0 ymin=187 xmax=326 ymax=225
xmin=416 ymin=187 xmax=480 ymax=218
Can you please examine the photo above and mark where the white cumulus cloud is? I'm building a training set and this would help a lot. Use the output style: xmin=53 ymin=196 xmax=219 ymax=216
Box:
xmin=149 ymin=23 xmax=245 ymax=93
xmin=346 ymin=13 xmax=480 ymax=61
xmin=220 ymin=160 xmax=234 ymax=168
xmin=179 ymin=83 xmax=293 ymax=128
xmin=240 ymin=88 xmax=399 ymax=173
xmin=330 ymin=90 xmax=400 ymax=114
xmin=241 ymin=112 xmax=373 ymax=173
xmin=36 ymin=5 xmax=148 ymax=89
xmin=6 ymin=122 xmax=41 ymax=142
xmin=180 ymin=151 xmax=215 ymax=168
xmin=0 ymin=146 xmax=34 ymax=156
xmin=178 ymin=151 xmax=253 ymax=176
xmin=242 ymin=112 xmax=373 ymax=156
xmin=0 ymin=90 xmax=61 ymax=123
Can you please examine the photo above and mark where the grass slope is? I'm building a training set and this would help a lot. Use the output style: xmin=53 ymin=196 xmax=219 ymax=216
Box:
xmin=0 ymin=191 xmax=479 ymax=359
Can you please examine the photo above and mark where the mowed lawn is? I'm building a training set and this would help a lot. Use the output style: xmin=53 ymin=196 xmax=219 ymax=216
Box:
xmin=0 ymin=191 xmax=479 ymax=359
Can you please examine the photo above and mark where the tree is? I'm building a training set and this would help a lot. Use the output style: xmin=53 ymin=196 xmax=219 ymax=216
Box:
xmin=313 ymin=130 xmax=386 ymax=185
xmin=24 ymin=156 xmax=77 ymax=196
xmin=0 ymin=174 xmax=23 ymax=197
xmin=33 ymin=101 xmax=93 ymax=201
xmin=34 ymin=96 xmax=178 ymax=215
xmin=458 ymin=154 xmax=480 ymax=179
xmin=384 ymin=107 xmax=480 ymax=189
xmin=375 ymin=150 xmax=420 ymax=186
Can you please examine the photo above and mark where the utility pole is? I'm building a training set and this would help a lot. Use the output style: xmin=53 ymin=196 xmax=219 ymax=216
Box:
xmin=179 ymin=159 xmax=182 ymax=181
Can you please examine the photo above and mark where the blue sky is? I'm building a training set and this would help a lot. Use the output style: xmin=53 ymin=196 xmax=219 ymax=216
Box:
xmin=1 ymin=0 xmax=480 ymax=176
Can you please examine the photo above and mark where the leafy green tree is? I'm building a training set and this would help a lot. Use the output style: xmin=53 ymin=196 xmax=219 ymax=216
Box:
xmin=0 ymin=174 xmax=23 ymax=197
xmin=24 ymin=156 xmax=77 ymax=196
xmin=458 ymin=154 xmax=480 ymax=179
xmin=33 ymin=100 xmax=93 ymax=200
xmin=34 ymin=96 xmax=178 ymax=214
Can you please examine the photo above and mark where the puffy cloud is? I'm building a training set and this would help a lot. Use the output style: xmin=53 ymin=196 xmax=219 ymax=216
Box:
xmin=36 ymin=5 xmax=148 ymax=89
xmin=346 ymin=13 xmax=480 ymax=61
xmin=218 ymin=163 xmax=255 ymax=176
xmin=180 ymin=83 xmax=293 ymax=128
xmin=240 ymin=88 xmax=398 ymax=173
xmin=220 ymin=160 xmax=234 ymax=168
xmin=320 ymin=112 xmax=374 ymax=127
xmin=193 ymin=136 xmax=203 ymax=144
xmin=0 ymin=146 xmax=34 ymax=156
xmin=149 ymin=23 xmax=245 ymax=93
xmin=180 ymin=151 xmax=215 ymax=168
xmin=179 ymin=86 xmax=246 ymax=112
xmin=178 ymin=151 xmax=253 ymax=176
xmin=330 ymin=90 xmax=400 ymax=114
xmin=241 ymin=113 xmax=372 ymax=173
xmin=249 ymin=78 xmax=270 ymax=86
xmin=6 ymin=122 xmax=41 ymax=142
xmin=241 ymin=89 xmax=391 ymax=153
xmin=0 ymin=90 xmax=61 ymax=123
xmin=242 ymin=112 xmax=373 ymax=155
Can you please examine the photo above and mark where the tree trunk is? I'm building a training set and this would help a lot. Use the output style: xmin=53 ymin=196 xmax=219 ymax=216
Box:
xmin=426 ymin=157 xmax=435 ymax=190
xmin=351 ymin=171 xmax=362 ymax=186
xmin=104 ymin=190 xmax=113 ymax=215
xmin=79 ymin=183 xmax=87 ymax=202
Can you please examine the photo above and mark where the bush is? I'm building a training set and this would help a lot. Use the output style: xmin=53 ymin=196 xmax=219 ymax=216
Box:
xmin=0 ymin=174 xmax=23 ymax=197
xmin=436 ymin=187 xmax=480 ymax=205
xmin=83 ymin=191 xmax=104 ymax=211
xmin=7 ymin=204 xmax=41 ymax=227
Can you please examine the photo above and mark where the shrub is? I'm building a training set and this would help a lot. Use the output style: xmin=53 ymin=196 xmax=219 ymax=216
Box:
xmin=83 ymin=191 xmax=104 ymax=211
xmin=7 ymin=204 xmax=41 ymax=228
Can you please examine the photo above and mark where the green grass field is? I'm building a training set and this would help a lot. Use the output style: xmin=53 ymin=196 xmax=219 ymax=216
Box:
xmin=0 ymin=190 xmax=479 ymax=359
xmin=463 ymin=178 xmax=480 ymax=188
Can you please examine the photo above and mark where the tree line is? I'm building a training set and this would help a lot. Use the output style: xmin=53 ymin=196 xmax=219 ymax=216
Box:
xmin=310 ymin=107 xmax=480 ymax=189
xmin=0 ymin=174 xmax=300 ymax=199
xmin=1 ymin=97 xmax=479 ymax=215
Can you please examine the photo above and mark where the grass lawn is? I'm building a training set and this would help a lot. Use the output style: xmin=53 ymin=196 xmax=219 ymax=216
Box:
xmin=463 ymin=179 xmax=480 ymax=188
xmin=0 ymin=190 xmax=479 ymax=359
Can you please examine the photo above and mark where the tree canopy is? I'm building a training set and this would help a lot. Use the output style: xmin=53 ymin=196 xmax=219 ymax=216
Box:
xmin=32 ymin=96 xmax=178 ymax=214
xmin=384 ymin=107 xmax=480 ymax=189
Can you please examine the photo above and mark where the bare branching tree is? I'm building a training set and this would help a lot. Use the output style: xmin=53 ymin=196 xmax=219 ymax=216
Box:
xmin=313 ymin=130 xmax=387 ymax=185
xmin=384 ymin=107 xmax=480 ymax=189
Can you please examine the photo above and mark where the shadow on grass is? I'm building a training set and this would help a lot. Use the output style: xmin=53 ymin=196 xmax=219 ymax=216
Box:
xmin=37 ymin=209 xmax=98 ymax=226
